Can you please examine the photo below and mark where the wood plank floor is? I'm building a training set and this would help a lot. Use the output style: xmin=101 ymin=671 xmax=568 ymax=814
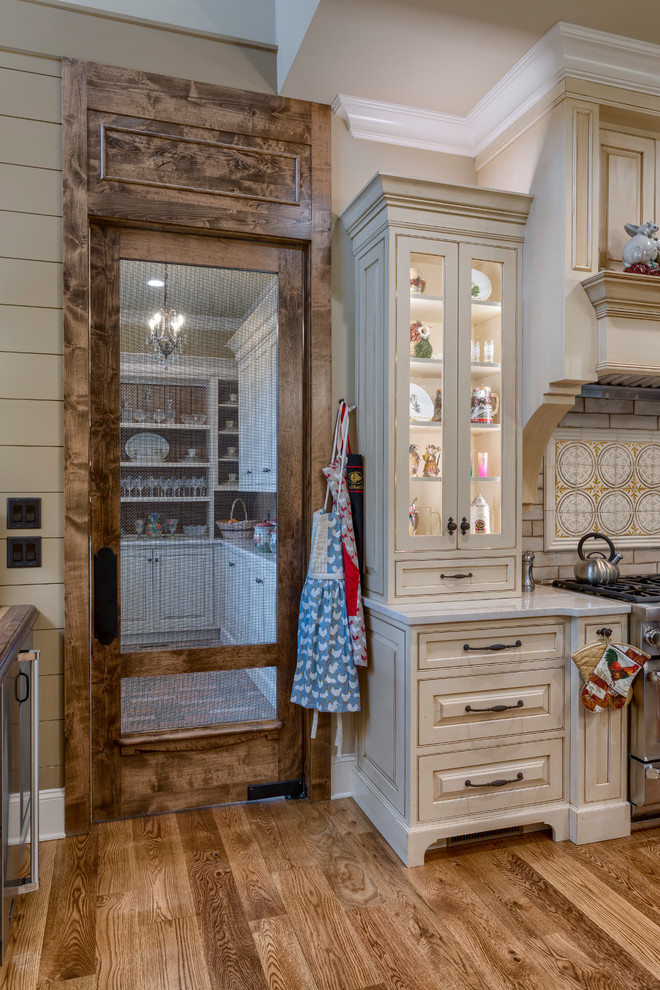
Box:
xmin=3 ymin=798 xmax=660 ymax=989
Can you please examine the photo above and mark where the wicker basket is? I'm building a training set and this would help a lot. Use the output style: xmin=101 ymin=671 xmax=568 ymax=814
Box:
xmin=216 ymin=498 xmax=256 ymax=540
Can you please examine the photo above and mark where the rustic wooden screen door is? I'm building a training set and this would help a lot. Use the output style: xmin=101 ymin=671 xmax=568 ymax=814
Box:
xmin=90 ymin=225 xmax=305 ymax=820
xmin=63 ymin=61 xmax=331 ymax=832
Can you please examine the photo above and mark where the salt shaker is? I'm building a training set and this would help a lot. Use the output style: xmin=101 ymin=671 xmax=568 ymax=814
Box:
xmin=522 ymin=550 xmax=535 ymax=592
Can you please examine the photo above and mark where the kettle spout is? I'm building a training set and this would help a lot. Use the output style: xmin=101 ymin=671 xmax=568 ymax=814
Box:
xmin=611 ymin=553 xmax=623 ymax=565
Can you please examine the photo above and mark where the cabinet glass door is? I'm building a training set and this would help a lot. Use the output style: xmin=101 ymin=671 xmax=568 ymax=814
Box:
xmin=458 ymin=244 xmax=517 ymax=549
xmin=400 ymin=242 xmax=458 ymax=550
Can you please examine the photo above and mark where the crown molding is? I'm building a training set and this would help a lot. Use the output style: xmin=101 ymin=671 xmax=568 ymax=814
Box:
xmin=333 ymin=22 xmax=660 ymax=158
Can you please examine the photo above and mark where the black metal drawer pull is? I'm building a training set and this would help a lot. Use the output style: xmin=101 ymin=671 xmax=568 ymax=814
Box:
xmin=463 ymin=639 xmax=522 ymax=652
xmin=596 ymin=627 xmax=612 ymax=638
xmin=465 ymin=699 xmax=524 ymax=714
xmin=465 ymin=772 xmax=523 ymax=788
xmin=441 ymin=572 xmax=473 ymax=580
xmin=460 ymin=516 xmax=470 ymax=535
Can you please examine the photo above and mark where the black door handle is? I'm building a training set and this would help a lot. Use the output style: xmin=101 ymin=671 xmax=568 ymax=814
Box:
xmin=15 ymin=671 xmax=29 ymax=704
xmin=465 ymin=773 xmax=523 ymax=788
xmin=463 ymin=640 xmax=522 ymax=652
xmin=94 ymin=547 xmax=118 ymax=645
xmin=446 ymin=517 xmax=457 ymax=534
xmin=460 ymin=516 xmax=470 ymax=535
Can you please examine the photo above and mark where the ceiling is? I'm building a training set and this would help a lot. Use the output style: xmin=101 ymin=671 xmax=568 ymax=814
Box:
xmin=37 ymin=0 xmax=660 ymax=115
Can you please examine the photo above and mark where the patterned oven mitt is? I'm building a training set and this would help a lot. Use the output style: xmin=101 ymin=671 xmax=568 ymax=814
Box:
xmin=572 ymin=639 xmax=650 ymax=712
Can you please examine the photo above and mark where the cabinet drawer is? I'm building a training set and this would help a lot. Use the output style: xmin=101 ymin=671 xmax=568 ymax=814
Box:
xmin=418 ymin=667 xmax=564 ymax=746
xmin=581 ymin=616 xmax=627 ymax=646
xmin=418 ymin=738 xmax=563 ymax=822
xmin=417 ymin=620 xmax=564 ymax=672
xmin=395 ymin=557 xmax=515 ymax=599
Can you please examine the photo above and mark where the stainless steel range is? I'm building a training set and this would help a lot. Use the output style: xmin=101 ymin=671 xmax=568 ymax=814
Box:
xmin=555 ymin=576 xmax=660 ymax=824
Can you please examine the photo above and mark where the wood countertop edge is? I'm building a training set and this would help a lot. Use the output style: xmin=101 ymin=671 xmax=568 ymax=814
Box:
xmin=0 ymin=604 xmax=39 ymax=683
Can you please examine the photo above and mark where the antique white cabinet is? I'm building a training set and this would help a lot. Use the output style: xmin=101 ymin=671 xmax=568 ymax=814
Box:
xmin=340 ymin=174 xmax=533 ymax=604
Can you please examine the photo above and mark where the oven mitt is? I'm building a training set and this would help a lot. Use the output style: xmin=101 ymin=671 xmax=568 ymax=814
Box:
xmin=572 ymin=641 xmax=649 ymax=712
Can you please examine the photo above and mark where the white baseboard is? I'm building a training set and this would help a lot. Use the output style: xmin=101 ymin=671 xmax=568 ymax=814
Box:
xmin=331 ymin=754 xmax=356 ymax=799
xmin=8 ymin=788 xmax=65 ymax=842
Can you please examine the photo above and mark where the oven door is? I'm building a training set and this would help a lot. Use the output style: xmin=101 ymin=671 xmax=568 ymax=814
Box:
xmin=629 ymin=655 xmax=660 ymax=763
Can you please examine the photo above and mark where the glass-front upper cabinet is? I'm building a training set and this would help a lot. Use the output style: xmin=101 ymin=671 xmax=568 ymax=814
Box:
xmin=399 ymin=238 xmax=517 ymax=554
xmin=342 ymin=174 xmax=531 ymax=604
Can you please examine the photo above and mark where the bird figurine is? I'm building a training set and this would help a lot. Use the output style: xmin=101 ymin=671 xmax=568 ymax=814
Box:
xmin=622 ymin=220 xmax=659 ymax=271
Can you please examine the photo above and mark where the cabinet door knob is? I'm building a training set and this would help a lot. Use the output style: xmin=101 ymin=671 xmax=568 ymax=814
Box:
xmin=255 ymin=577 xmax=264 ymax=584
xmin=247 ymin=470 xmax=252 ymax=475
xmin=228 ymin=561 xmax=236 ymax=567
xmin=262 ymin=468 xmax=272 ymax=473
xmin=446 ymin=517 xmax=457 ymax=534
xmin=460 ymin=516 xmax=470 ymax=535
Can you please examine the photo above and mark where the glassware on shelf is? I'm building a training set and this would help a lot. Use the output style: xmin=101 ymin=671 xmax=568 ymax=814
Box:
xmin=477 ymin=452 xmax=488 ymax=477
xmin=134 ymin=518 xmax=145 ymax=537
xmin=122 ymin=398 xmax=133 ymax=423
xmin=483 ymin=339 xmax=495 ymax=363
xmin=153 ymin=409 xmax=166 ymax=423
xmin=165 ymin=398 xmax=176 ymax=423
xmin=470 ymin=339 xmax=480 ymax=362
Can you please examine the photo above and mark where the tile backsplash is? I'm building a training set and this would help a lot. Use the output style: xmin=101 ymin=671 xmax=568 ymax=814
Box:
xmin=523 ymin=396 xmax=660 ymax=583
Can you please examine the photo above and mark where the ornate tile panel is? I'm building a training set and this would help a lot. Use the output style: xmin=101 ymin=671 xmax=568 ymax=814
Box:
xmin=545 ymin=429 xmax=660 ymax=549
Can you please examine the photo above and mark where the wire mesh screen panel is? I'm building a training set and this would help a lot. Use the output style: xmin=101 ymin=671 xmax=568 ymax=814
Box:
xmin=119 ymin=259 xmax=278 ymax=658
xmin=121 ymin=667 xmax=278 ymax=733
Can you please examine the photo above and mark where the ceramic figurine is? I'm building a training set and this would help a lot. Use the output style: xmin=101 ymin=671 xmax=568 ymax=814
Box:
xmin=422 ymin=444 xmax=440 ymax=477
xmin=410 ymin=321 xmax=432 ymax=358
xmin=409 ymin=443 xmax=421 ymax=476
xmin=622 ymin=220 xmax=659 ymax=271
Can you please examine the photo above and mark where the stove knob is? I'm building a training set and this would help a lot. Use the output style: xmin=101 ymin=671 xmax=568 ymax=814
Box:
xmin=644 ymin=627 xmax=660 ymax=647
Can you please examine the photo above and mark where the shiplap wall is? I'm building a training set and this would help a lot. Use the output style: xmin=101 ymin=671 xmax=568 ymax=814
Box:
xmin=0 ymin=50 xmax=64 ymax=790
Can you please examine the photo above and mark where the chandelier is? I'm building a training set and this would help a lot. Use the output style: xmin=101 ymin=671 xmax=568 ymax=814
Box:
xmin=147 ymin=266 xmax=185 ymax=365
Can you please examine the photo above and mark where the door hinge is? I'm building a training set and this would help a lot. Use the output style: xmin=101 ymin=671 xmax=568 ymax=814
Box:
xmin=247 ymin=777 xmax=307 ymax=801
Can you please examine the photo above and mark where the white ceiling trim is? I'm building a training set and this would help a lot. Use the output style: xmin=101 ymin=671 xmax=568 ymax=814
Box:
xmin=333 ymin=21 xmax=660 ymax=158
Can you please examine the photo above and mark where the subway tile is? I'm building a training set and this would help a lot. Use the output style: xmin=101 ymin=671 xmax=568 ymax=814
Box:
xmin=634 ymin=400 xmax=660 ymax=417
xmin=532 ymin=520 xmax=544 ymax=537
xmin=522 ymin=537 xmax=544 ymax=551
xmin=524 ymin=504 xmax=543 ymax=521
xmin=558 ymin=413 xmax=610 ymax=428
xmin=522 ymin=520 xmax=532 ymax=537
xmin=633 ymin=549 xmax=660 ymax=564
xmin=618 ymin=561 xmax=658 ymax=577
xmin=585 ymin=398 xmax=633 ymax=415
xmin=531 ymin=566 xmax=560 ymax=581
xmin=529 ymin=551 xmax=576 ymax=567
xmin=610 ymin=414 xmax=658 ymax=429
xmin=568 ymin=398 xmax=585 ymax=414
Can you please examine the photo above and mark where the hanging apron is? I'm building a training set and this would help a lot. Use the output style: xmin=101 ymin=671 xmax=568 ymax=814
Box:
xmin=322 ymin=402 xmax=368 ymax=668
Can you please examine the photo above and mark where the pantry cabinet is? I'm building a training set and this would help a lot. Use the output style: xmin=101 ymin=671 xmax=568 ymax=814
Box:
xmin=340 ymin=174 xmax=532 ymax=603
xmin=214 ymin=542 xmax=277 ymax=646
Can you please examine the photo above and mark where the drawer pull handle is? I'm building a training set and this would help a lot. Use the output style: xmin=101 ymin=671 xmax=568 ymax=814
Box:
xmin=465 ymin=700 xmax=524 ymax=714
xmin=596 ymin=627 xmax=612 ymax=639
xmin=463 ymin=640 xmax=522 ymax=652
xmin=441 ymin=572 xmax=473 ymax=580
xmin=465 ymin=772 xmax=524 ymax=788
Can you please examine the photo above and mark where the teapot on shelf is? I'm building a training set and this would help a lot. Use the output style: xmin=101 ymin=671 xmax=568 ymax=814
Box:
xmin=470 ymin=385 xmax=499 ymax=424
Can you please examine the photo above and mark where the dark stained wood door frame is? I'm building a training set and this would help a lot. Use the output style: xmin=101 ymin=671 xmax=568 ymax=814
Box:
xmin=62 ymin=58 xmax=332 ymax=834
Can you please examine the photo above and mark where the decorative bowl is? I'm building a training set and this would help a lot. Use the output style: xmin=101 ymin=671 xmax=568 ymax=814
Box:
xmin=183 ymin=525 xmax=207 ymax=538
xmin=180 ymin=413 xmax=207 ymax=425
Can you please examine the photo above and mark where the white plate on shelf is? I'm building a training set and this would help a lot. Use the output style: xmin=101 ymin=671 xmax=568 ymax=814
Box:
xmin=471 ymin=269 xmax=492 ymax=301
xmin=125 ymin=432 xmax=169 ymax=462
xmin=409 ymin=384 xmax=434 ymax=422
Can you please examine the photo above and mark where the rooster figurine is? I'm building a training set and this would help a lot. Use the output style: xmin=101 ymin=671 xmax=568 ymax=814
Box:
xmin=622 ymin=220 xmax=659 ymax=272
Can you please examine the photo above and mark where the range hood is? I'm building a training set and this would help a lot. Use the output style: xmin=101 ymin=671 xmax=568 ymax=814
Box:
xmin=581 ymin=271 xmax=660 ymax=387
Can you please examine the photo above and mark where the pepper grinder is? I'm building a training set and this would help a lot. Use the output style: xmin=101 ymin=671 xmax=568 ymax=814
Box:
xmin=522 ymin=550 xmax=535 ymax=592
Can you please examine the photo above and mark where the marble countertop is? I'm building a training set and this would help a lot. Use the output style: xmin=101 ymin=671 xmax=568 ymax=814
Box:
xmin=363 ymin=584 xmax=631 ymax=625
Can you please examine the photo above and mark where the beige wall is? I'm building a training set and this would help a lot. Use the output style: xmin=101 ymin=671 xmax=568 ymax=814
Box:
xmin=0 ymin=0 xmax=478 ymax=786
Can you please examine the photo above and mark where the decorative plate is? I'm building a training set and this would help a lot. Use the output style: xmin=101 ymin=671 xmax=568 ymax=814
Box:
xmin=471 ymin=269 xmax=492 ymax=301
xmin=125 ymin=432 xmax=169 ymax=462
xmin=409 ymin=384 xmax=434 ymax=422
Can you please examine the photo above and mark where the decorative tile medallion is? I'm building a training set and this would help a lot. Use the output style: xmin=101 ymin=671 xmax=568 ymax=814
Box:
xmin=545 ymin=430 xmax=660 ymax=548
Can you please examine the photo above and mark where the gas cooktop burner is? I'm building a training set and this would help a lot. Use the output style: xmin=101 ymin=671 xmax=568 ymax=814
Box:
xmin=553 ymin=576 xmax=660 ymax=603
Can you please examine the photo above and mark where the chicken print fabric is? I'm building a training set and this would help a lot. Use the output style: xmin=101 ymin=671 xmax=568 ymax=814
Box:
xmin=290 ymin=509 xmax=360 ymax=714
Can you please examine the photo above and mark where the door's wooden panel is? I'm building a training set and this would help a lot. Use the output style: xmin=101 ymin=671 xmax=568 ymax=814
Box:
xmin=599 ymin=129 xmax=656 ymax=271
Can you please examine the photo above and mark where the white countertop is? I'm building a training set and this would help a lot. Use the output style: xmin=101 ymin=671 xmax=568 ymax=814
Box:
xmin=363 ymin=584 xmax=631 ymax=625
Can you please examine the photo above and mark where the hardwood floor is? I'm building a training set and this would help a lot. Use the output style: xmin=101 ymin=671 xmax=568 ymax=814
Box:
xmin=4 ymin=798 xmax=660 ymax=989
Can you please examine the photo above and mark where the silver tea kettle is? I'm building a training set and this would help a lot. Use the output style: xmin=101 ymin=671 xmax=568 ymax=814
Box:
xmin=574 ymin=532 xmax=623 ymax=585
